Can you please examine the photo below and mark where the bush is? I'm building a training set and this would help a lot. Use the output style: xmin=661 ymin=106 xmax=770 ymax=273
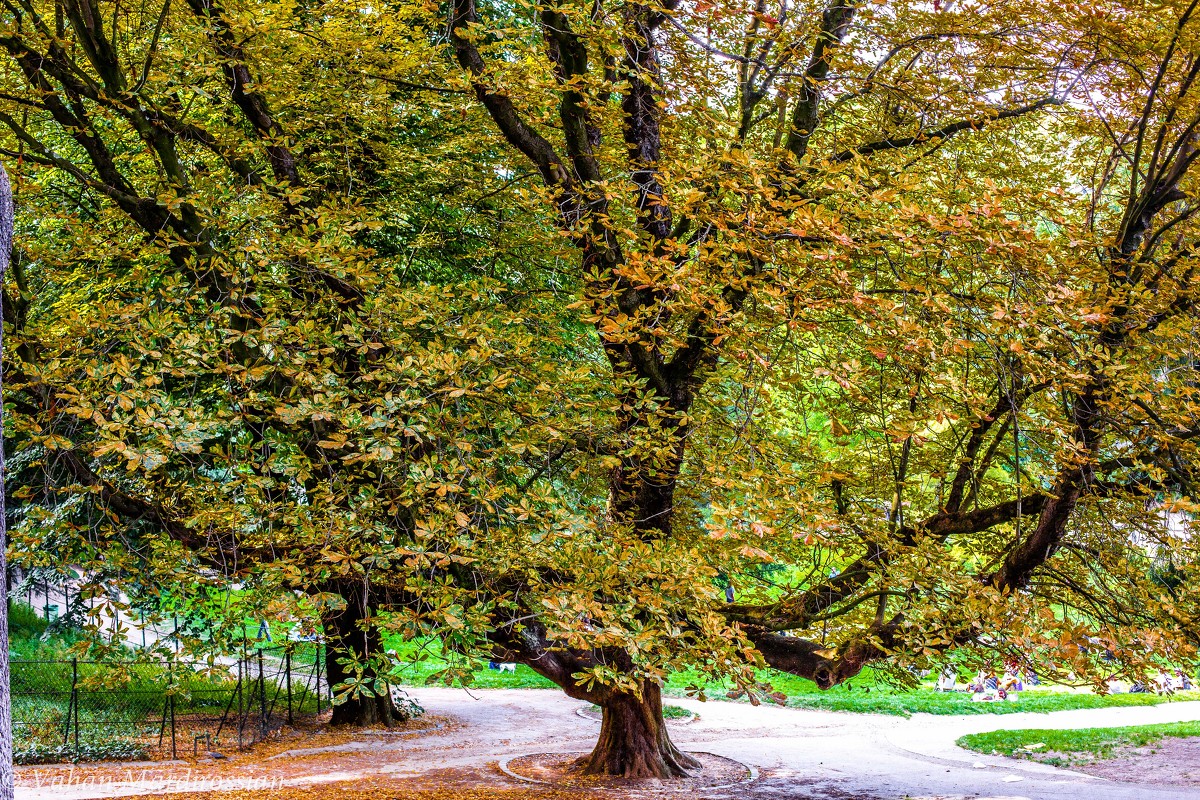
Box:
xmin=8 ymin=602 xmax=48 ymax=642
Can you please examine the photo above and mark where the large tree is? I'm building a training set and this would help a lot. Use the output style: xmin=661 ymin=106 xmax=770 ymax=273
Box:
xmin=441 ymin=0 xmax=1200 ymax=777
xmin=0 ymin=0 xmax=591 ymax=725
xmin=6 ymin=0 xmax=1200 ymax=781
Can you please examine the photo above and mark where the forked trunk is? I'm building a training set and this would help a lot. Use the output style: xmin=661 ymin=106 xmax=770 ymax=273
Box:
xmin=321 ymin=582 xmax=400 ymax=726
xmin=576 ymin=682 xmax=700 ymax=779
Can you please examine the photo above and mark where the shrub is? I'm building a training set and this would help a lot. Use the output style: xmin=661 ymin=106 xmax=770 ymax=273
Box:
xmin=8 ymin=602 xmax=48 ymax=641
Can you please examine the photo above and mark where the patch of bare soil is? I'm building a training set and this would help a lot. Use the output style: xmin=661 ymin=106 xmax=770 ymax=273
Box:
xmin=259 ymin=714 xmax=454 ymax=760
xmin=740 ymin=782 xmax=892 ymax=800
xmin=14 ymin=714 xmax=456 ymax=795
xmin=501 ymin=752 xmax=750 ymax=792
xmin=1072 ymin=736 xmax=1200 ymax=786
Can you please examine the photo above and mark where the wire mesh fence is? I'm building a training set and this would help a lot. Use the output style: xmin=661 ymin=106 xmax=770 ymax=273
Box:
xmin=12 ymin=642 xmax=330 ymax=764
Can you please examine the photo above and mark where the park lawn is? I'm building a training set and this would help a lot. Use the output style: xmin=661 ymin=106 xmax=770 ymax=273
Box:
xmin=383 ymin=638 xmax=1200 ymax=717
xmin=588 ymin=703 xmax=692 ymax=719
xmin=384 ymin=637 xmax=558 ymax=689
xmin=777 ymin=680 xmax=1200 ymax=716
xmin=958 ymin=721 xmax=1200 ymax=760
xmin=665 ymin=667 xmax=1200 ymax=715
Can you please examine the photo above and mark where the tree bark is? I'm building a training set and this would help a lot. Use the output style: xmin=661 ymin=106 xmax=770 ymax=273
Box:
xmin=493 ymin=614 xmax=700 ymax=779
xmin=0 ymin=160 xmax=15 ymax=800
xmin=320 ymin=581 xmax=400 ymax=726
xmin=576 ymin=682 xmax=699 ymax=779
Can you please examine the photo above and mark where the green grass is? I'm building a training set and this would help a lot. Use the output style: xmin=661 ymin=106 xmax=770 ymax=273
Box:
xmin=382 ymin=637 xmax=1199 ymax=717
xmin=386 ymin=638 xmax=559 ymax=689
xmin=762 ymin=676 xmax=1197 ymax=716
xmin=587 ymin=703 xmax=692 ymax=719
xmin=957 ymin=721 xmax=1200 ymax=763
xmin=14 ymin=616 xmax=1186 ymax=725
xmin=663 ymin=665 xmax=1200 ymax=716
xmin=9 ymin=601 xmax=49 ymax=641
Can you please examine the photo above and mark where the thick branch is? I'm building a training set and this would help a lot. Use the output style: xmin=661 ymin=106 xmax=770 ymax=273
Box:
xmin=450 ymin=0 xmax=574 ymax=192
xmin=751 ymin=620 xmax=898 ymax=689
xmin=784 ymin=0 xmax=856 ymax=161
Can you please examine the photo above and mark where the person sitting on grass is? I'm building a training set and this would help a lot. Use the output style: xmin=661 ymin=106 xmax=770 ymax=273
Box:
xmin=1000 ymin=660 xmax=1024 ymax=692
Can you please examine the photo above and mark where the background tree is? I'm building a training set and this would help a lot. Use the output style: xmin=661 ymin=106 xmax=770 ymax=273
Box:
xmin=0 ymin=160 xmax=16 ymax=800
xmin=723 ymin=0 xmax=1200 ymax=701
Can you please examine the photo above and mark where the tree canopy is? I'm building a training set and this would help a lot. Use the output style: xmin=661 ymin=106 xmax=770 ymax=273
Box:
xmin=4 ymin=0 xmax=1200 ymax=779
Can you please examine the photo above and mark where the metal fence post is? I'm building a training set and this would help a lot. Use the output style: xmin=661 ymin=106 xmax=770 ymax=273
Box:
xmin=237 ymin=649 xmax=244 ymax=749
xmin=63 ymin=658 xmax=76 ymax=746
xmin=315 ymin=643 xmax=322 ymax=714
xmin=71 ymin=657 xmax=79 ymax=751
xmin=258 ymin=649 xmax=267 ymax=740
xmin=285 ymin=649 xmax=293 ymax=725
xmin=168 ymin=659 xmax=177 ymax=759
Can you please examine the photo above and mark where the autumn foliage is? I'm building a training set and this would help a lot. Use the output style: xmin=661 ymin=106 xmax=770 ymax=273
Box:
xmin=4 ymin=0 xmax=1200 ymax=778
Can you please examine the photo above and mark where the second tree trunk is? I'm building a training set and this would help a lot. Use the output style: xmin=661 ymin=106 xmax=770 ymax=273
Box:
xmin=321 ymin=582 xmax=401 ymax=726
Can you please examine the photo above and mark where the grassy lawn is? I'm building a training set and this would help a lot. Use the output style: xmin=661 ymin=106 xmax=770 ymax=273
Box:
xmin=668 ymin=668 xmax=1200 ymax=716
xmin=587 ymin=703 xmax=692 ymax=718
xmin=383 ymin=638 xmax=1200 ymax=717
xmin=15 ymin=610 xmax=1191 ymax=724
xmin=958 ymin=721 xmax=1200 ymax=764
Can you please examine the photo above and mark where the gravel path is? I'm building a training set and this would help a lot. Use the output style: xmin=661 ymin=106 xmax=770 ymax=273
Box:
xmin=16 ymin=687 xmax=1200 ymax=799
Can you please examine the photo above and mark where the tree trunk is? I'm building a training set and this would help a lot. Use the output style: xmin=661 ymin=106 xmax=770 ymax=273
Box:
xmin=0 ymin=161 xmax=15 ymax=800
xmin=320 ymin=581 xmax=399 ymax=726
xmin=576 ymin=682 xmax=699 ymax=779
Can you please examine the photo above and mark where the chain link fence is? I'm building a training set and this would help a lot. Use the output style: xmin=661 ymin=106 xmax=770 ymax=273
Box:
xmin=12 ymin=642 xmax=329 ymax=764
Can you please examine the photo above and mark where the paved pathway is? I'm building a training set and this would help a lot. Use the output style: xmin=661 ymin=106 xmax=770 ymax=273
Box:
xmin=17 ymin=688 xmax=1200 ymax=799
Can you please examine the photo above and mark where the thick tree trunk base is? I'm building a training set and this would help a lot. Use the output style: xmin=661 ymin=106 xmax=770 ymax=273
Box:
xmin=321 ymin=581 xmax=403 ymax=727
xmin=574 ymin=684 xmax=700 ymax=779
xmin=329 ymin=690 xmax=401 ymax=727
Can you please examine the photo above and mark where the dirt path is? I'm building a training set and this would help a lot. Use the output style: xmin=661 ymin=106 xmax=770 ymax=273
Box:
xmin=1078 ymin=736 xmax=1200 ymax=784
xmin=17 ymin=688 xmax=1200 ymax=800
